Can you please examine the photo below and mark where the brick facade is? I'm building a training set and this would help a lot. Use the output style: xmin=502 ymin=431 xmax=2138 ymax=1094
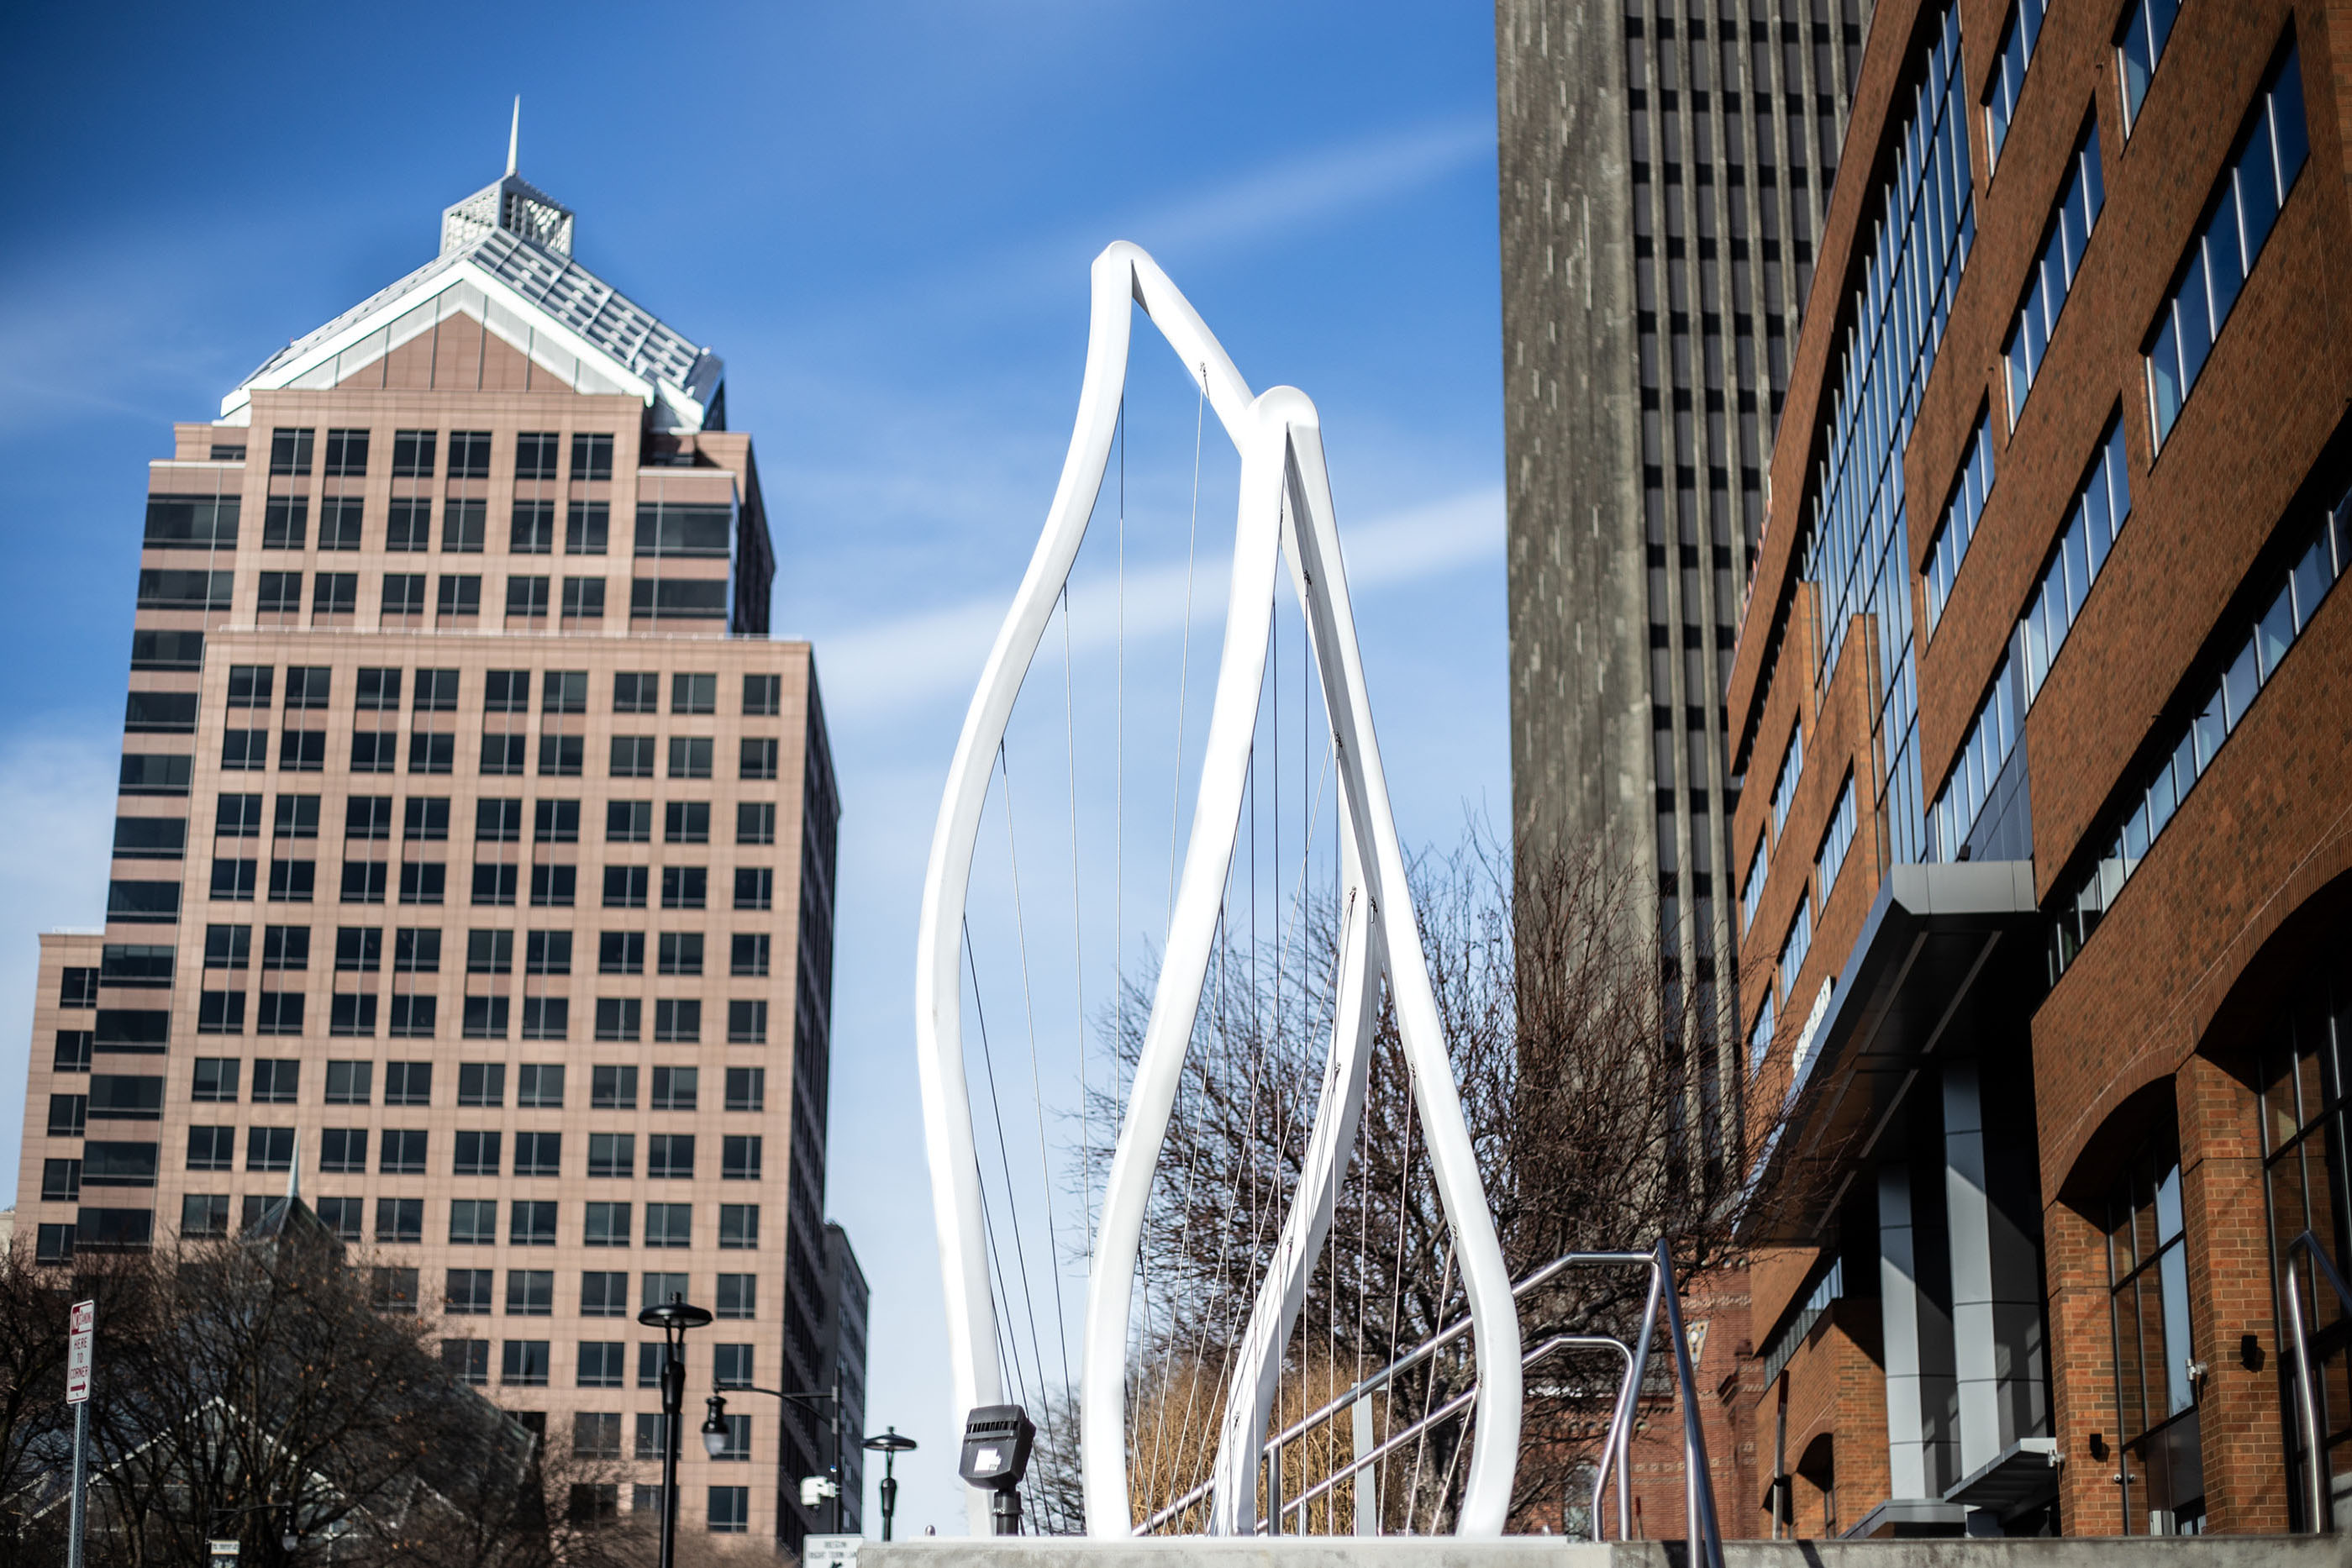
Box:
xmin=1724 ymin=0 xmax=2352 ymax=1539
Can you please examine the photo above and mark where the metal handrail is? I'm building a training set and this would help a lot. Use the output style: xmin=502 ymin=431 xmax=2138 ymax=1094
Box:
xmin=1134 ymin=1250 xmax=1646 ymax=1534
xmin=1130 ymin=1237 xmax=1725 ymax=1567
xmin=2283 ymin=1229 xmax=2352 ymax=1532
xmin=1273 ymin=1335 xmax=1629 ymax=1526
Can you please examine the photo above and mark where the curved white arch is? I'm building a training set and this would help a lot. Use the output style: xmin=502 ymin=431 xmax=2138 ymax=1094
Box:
xmin=913 ymin=244 xmax=1520 ymax=1539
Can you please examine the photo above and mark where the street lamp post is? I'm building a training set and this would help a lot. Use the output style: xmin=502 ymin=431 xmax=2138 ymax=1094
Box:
xmin=704 ymin=1380 xmax=845 ymax=1533
xmin=861 ymin=1429 xmax=918 ymax=1540
xmin=639 ymin=1293 xmax=713 ymax=1568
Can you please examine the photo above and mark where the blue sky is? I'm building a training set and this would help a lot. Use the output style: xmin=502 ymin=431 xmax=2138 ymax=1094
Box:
xmin=0 ymin=0 xmax=1507 ymax=1534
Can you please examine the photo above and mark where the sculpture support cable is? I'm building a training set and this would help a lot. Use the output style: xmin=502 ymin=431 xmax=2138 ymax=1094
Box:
xmin=914 ymin=244 xmax=1520 ymax=1536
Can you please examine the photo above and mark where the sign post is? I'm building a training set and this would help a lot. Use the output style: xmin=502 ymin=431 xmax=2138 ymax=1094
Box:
xmin=66 ymin=1299 xmax=93 ymax=1568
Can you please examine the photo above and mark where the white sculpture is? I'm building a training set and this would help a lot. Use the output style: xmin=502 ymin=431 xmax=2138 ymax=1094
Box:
xmin=913 ymin=243 xmax=1520 ymax=1537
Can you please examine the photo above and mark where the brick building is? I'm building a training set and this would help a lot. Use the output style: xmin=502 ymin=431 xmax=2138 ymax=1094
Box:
xmin=12 ymin=155 xmax=846 ymax=1552
xmin=1729 ymin=0 xmax=2352 ymax=1539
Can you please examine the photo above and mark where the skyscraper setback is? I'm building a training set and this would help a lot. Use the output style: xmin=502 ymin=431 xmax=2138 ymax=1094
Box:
xmin=12 ymin=158 xmax=846 ymax=1550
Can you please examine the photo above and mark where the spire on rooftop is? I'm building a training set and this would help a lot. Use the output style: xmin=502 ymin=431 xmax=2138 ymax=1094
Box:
xmin=439 ymin=99 xmax=572 ymax=258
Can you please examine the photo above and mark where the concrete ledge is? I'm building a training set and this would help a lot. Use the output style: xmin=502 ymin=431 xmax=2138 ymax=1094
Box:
xmin=865 ymin=1537 xmax=2352 ymax=1568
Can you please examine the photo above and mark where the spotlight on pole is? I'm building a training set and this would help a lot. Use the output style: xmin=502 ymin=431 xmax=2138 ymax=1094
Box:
xmin=959 ymin=1405 xmax=1034 ymax=1537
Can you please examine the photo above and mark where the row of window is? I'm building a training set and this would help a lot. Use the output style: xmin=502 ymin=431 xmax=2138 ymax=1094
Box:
xmin=39 ymin=1201 xmax=759 ymax=1261
xmin=154 ymin=498 xmax=726 ymax=559
xmin=262 ymin=427 xmax=616 ymax=481
xmin=560 ymin=1411 xmax=755 ymax=1465
xmin=46 ymin=1126 xmax=765 ymax=1183
xmin=71 ymin=930 xmax=773 ymax=992
xmin=46 ymin=1055 xmax=763 ymax=1112
xmin=1922 ymin=413 xmax=1995 ymax=637
xmin=200 ymin=795 xmax=779 ymax=844
xmin=56 ymin=1194 xmax=762 ymax=1251
xmin=198 ymin=729 xmax=782 ymax=781
xmin=549 ymin=1482 xmax=749 ymax=1535
xmin=1981 ymin=0 xmax=2044 ymax=166
xmin=2050 ymin=485 xmax=2350 ymax=980
xmin=97 ymin=989 xmax=769 ymax=1044
xmin=200 ymin=855 xmax=776 ymax=902
xmin=147 ymin=494 xmax=726 ymax=557
xmin=209 ymin=668 xmax=781 ymax=718
xmin=1927 ymin=418 xmax=2133 ymax=862
xmin=118 ymin=804 xmax=781 ymax=864
xmin=2002 ymin=123 xmax=2104 ymax=429
xmin=134 ymin=568 xmax=725 ymax=622
xmin=2147 ymin=45 xmax=2307 ymax=443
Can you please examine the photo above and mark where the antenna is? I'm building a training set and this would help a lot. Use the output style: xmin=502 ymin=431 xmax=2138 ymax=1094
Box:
xmin=506 ymin=96 xmax=520 ymax=176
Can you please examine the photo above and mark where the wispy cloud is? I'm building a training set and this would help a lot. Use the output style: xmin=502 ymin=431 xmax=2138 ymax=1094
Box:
xmin=857 ymin=117 xmax=1497 ymax=331
xmin=818 ymin=484 xmax=1501 ymax=717
xmin=1117 ymin=117 xmax=1494 ymax=258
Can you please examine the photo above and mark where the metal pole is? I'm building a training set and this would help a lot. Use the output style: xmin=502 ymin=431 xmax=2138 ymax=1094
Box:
xmin=881 ymin=1450 xmax=898 ymax=1541
xmin=659 ymin=1342 xmax=684 ymax=1568
xmin=833 ymin=1384 xmax=845 ymax=1536
xmin=2287 ymin=1253 xmax=2328 ymax=1531
xmin=1655 ymin=1239 xmax=1725 ymax=1568
xmin=67 ymin=1398 xmax=87 ymax=1568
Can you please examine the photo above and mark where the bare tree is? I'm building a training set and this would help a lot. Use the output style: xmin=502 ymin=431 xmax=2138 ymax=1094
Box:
xmin=0 ymin=1208 xmax=553 ymax=1567
xmin=1054 ymin=829 xmax=1792 ymax=1533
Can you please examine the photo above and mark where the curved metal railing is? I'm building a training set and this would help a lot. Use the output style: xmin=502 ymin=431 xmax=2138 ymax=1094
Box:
xmin=1134 ymin=1237 xmax=1725 ymax=1568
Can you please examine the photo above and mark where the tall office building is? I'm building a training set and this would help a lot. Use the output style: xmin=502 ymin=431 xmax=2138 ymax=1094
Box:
xmin=11 ymin=157 xmax=844 ymax=1551
xmin=1497 ymin=0 xmax=1871 ymax=1185
xmin=1732 ymin=0 xmax=2352 ymax=1538
xmin=822 ymin=1221 xmax=871 ymax=1534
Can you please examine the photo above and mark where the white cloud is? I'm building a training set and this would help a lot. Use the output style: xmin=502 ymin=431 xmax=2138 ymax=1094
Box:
xmin=875 ymin=118 xmax=1497 ymax=330
xmin=1119 ymin=118 xmax=1495 ymax=258
xmin=816 ymin=485 xmax=1501 ymax=717
xmin=0 ymin=728 xmax=117 ymax=1209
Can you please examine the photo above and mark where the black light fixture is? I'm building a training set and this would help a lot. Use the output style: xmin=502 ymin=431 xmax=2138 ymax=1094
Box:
xmin=702 ymin=1393 xmax=732 ymax=1460
xmin=959 ymin=1405 xmax=1035 ymax=1537
xmin=862 ymin=1427 xmax=919 ymax=1541
xmin=638 ymin=1293 xmax=713 ymax=1568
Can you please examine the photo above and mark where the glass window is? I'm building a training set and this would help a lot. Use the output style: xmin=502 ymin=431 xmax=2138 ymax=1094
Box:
xmin=448 ymin=431 xmax=492 ymax=479
xmin=730 ymin=934 xmax=770 ymax=977
xmin=571 ymin=433 xmax=614 ymax=480
xmin=391 ymin=429 xmax=436 ymax=477
xmin=581 ymin=1272 xmax=628 ymax=1318
xmin=651 ymin=1066 xmax=698 ymax=1111
xmin=613 ymin=672 xmax=660 ymax=713
xmin=501 ymin=1339 xmax=550 ymax=1386
xmin=269 ymin=428 xmax=314 ymax=476
xmin=566 ymin=501 xmax=612 ymax=556
xmin=2107 ymin=1118 xmax=2205 ymax=1533
xmin=2149 ymin=45 xmax=2310 ymax=444
xmin=443 ymin=1339 xmax=489 ymax=1386
xmin=2003 ymin=124 xmax=2105 ymax=426
xmin=322 ymin=429 xmax=369 ymax=476
xmin=515 ymin=432 xmax=560 ymax=480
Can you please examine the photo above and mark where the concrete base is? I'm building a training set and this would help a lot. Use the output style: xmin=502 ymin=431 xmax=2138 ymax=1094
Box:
xmin=863 ymin=1537 xmax=2352 ymax=1568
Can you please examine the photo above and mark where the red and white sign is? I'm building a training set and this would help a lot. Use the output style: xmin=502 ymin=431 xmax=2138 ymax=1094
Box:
xmin=66 ymin=1300 xmax=94 ymax=1404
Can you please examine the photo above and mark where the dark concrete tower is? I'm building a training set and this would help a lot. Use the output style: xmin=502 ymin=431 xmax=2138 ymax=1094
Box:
xmin=1497 ymin=0 xmax=1869 ymax=1173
